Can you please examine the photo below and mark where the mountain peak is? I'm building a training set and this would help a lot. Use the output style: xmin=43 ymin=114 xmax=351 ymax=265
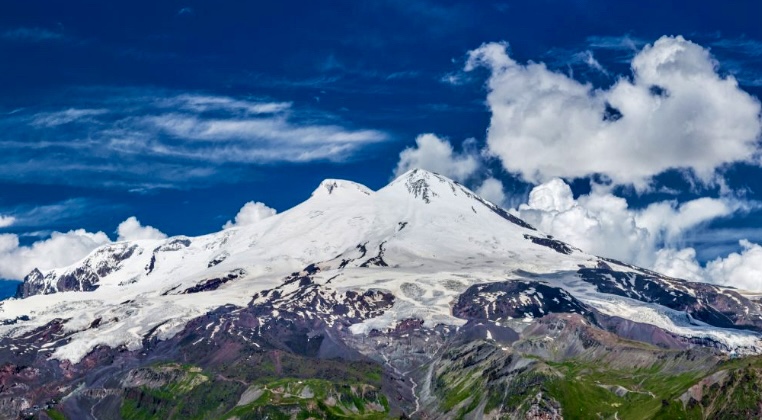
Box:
xmin=388 ymin=168 xmax=461 ymax=204
xmin=312 ymin=179 xmax=373 ymax=198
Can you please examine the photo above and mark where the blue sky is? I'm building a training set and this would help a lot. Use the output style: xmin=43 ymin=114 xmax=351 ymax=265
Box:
xmin=1 ymin=1 xmax=762 ymax=288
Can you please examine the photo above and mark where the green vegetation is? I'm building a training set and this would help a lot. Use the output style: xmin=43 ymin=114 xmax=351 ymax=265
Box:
xmin=119 ymin=362 xmax=392 ymax=420
xmin=217 ymin=350 xmax=385 ymax=386
xmin=44 ymin=409 xmax=68 ymax=420
xmin=429 ymin=340 xmax=762 ymax=419
xmin=544 ymin=359 xmax=704 ymax=419
xmin=225 ymin=378 xmax=390 ymax=419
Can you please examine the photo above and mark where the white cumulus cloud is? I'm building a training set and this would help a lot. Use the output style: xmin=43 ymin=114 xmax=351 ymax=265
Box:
xmin=655 ymin=241 xmax=762 ymax=291
xmin=652 ymin=248 xmax=706 ymax=282
xmin=223 ymin=201 xmax=277 ymax=229
xmin=513 ymin=178 xmax=762 ymax=290
xmin=475 ymin=177 xmax=506 ymax=205
xmin=0 ymin=216 xmax=167 ymax=280
xmin=516 ymin=178 xmax=750 ymax=268
xmin=466 ymin=36 xmax=762 ymax=189
xmin=116 ymin=217 xmax=167 ymax=241
xmin=0 ymin=215 xmax=15 ymax=228
xmin=0 ymin=230 xmax=111 ymax=280
xmin=394 ymin=134 xmax=480 ymax=182
xmin=705 ymin=240 xmax=762 ymax=290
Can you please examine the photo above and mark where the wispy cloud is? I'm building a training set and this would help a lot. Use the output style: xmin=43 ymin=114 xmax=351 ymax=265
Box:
xmin=1 ymin=26 xmax=64 ymax=42
xmin=380 ymin=0 xmax=472 ymax=36
xmin=709 ymin=36 xmax=762 ymax=87
xmin=31 ymin=108 xmax=109 ymax=127
xmin=0 ymin=198 xmax=119 ymax=229
xmin=712 ymin=37 xmax=762 ymax=57
xmin=584 ymin=35 xmax=647 ymax=65
xmin=158 ymin=95 xmax=291 ymax=115
xmin=574 ymin=50 xmax=609 ymax=75
xmin=541 ymin=47 xmax=612 ymax=78
xmin=0 ymin=89 xmax=389 ymax=189
xmin=586 ymin=34 xmax=645 ymax=51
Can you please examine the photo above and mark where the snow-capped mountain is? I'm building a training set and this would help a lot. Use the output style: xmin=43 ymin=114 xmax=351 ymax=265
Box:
xmin=3 ymin=169 xmax=762 ymax=419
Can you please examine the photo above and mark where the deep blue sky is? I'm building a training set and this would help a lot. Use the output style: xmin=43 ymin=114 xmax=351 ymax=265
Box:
xmin=1 ymin=1 xmax=762 ymax=266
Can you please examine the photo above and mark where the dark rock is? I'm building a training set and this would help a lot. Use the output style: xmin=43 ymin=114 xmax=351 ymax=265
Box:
xmin=181 ymin=269 xmax=246 ymax=294
xmin=454 ymin=280 xmax=594 ymax=322
xmin=207 ymin=252 xmax=229 ymax=268
xmin=578 ymin=266 xmax=762 ymax=332
xmin=523 ymin=234 xmax=576 ymax=255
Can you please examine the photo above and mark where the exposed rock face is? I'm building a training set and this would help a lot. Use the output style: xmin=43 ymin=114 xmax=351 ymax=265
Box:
xmin=454 ymin=280 xmax=593 ymax=322
xmin=523 ymin=234 xmax=577 ymax=255
xmin=180 ymin=269 xmax=246 ymax=294
xmin=580 ymin=263 xmax=762 ymax=332
xmin=146 ymin=238 xmax=191 ymax=275
xmin=206 ymin=251 xmax=229 ymax=268
xmin=5 ymin=170 xmax=762 ymax=418
xmin=16 ymin=243 xmax=139 ymax=298
xmin=15 ymin=269 xmax=48 ymax=298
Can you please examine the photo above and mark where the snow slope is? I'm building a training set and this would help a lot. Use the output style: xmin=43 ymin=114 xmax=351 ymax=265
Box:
xmin=0 ymin=169 xmax=760 ymax=362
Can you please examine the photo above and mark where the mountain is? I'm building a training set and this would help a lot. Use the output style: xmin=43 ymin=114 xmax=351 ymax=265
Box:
xmin=2 ymin=169 xmax=762 ymax=419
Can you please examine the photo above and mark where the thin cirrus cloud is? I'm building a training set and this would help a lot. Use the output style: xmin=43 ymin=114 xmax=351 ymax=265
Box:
xmin=709 ymin=36 xmax=762 ymax=87
xmin=711 ymin=36 xmax=762 ymax=57
xmin=1 ymin=26 xmax=64 ymax=42
xmin=0 ymin=91 xmax=388 ymax=189
xmin=31 ymin=109 xmax=109 ymax=127
xmin=0 ymin=198 xmax=121 ymax=233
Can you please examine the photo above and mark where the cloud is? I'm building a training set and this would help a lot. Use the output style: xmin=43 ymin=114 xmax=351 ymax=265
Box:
xmin=0 ymin=215 xmax=168 ymax=280
xmin=466 ymin=36 xmax=762 ymax=189
xmin=516 ymin=178 xmax=753 ymax=268
xmin=1 ymin=27 xmax=64 ymax=42
xmin=712 ymin=37 xmax=762 ymax=57
xmin=159 ymin=95 xmax=291 ymax=115
xmin=0 ymin=198 xmax=116 ymax=230
xmin=586 ymin=35 xmax=644 ymax=52
xmin=709 ymin=36 xmax=762 ymax=87
xmin=575 ymin=50 xmax=608 ymax=75
xmin=116 ymin=217 xmax=167 ymax=241
xmin=652 ymin=248 xmax=706 ymax=283
xmin=0 ymin=216 xmax=15 ymax=228
xmin=31 ymin=109 xmax=109 ymax=127
xmin=394 ymin=134 xmax=479 ymax=182
xmin=704 ymin=240 xmax=762 ymax=290
xmin=223 ymin=201 xmax=277 ymax=229
xmin=475 ymin=177 xmax=506 ymax=205
xmin=0 ymin=90 xmax=388 ymax=189
xmin=142 ymin=113 xmax=386 ymax=163
xmin=654 ymin=241 xmax=762 ymax=291
xmin=0 ymin=230 xmax=110 ymax=280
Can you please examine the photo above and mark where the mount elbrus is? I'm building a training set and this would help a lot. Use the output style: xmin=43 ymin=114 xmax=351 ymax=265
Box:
xmin=3 ymin=169 xmax=762 ymax=419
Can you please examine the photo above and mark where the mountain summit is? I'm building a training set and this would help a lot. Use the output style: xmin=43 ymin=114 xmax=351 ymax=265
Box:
xmin=2 ymin=169 xmax=762 ymax=418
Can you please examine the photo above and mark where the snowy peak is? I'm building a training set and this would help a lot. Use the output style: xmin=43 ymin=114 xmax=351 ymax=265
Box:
xmin=16 ymin=241 xmax=143 ymax=298
xmin=383 ymin=168 xmax=538 ymax=232
xmin=8 ymin=168 xmax=762 ymax=366
xmin=312 ymin=179 xmax=373 ymax=198
xmin=387 ymin=168 xmax=462 ymax=204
